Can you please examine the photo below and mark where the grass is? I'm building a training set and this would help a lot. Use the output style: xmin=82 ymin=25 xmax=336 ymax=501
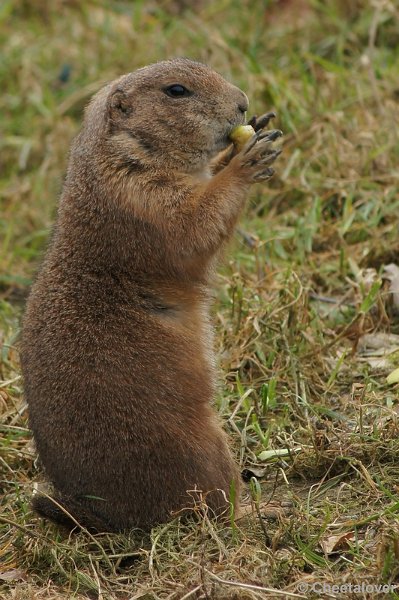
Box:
xmin=1 ymin=0 xmax=399 ymax=598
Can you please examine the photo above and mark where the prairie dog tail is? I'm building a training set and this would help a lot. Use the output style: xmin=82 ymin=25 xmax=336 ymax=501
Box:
xmin=31 ymin=493 xmax=113 ymax=533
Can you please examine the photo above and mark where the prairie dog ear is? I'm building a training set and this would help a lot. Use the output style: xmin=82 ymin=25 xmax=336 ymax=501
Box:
xmin=108 ymin=89 xmax=132 ymax=121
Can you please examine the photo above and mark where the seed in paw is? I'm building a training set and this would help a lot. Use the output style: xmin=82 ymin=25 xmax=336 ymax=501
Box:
xmin=229 ymin=125 xmax=255 ymax=150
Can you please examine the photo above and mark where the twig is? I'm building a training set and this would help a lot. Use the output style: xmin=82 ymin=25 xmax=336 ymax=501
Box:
xmin=148 ymin=521 xmax=174 ymax=580
xmin=0 ymin=515 xmax=49 ymax=540
xmin=89 ymin=555 xmax=104 ymax=600
xmin=0 ymin=376 xmax=21 ymax=389
xmin=199 ymin=565 xmax=306 ymax=598
xmin=268 ymin=271 xmax=304 ymax=319
xmin=309 ymin=293 xmax=355 ymax=308
xmin=179 ymin=586 xmax=202 ymax=600
xmin=303 ymin=312 xmax=362 ymax=358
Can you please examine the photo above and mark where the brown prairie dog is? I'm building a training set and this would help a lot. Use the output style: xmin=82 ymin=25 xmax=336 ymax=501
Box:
xmin=21 ymin=58 xmax=282 ymax=532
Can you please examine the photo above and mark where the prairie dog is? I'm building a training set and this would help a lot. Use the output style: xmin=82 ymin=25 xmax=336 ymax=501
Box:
xmin=21 ymin=58 xmax=282 ymax=532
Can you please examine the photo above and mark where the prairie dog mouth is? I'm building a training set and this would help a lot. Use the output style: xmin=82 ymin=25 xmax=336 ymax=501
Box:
xmin=218 ymin=117 xmax=247 ymax=148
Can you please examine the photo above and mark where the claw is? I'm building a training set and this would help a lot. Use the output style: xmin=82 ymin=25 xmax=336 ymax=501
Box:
xmin=254 ymin=111 xmax=276 ymax=131
xmin=258 ymin=129 xmax=283 ymax=142
xmin=258 ymin=148 xmax=282 ymax=165
xmin=242 ymin=130 xmax=262 ymax=155
xmin=253 ymin=167 xmax=275 ymax=181
xmin=247 ymin=115 xmax=257 ymax=129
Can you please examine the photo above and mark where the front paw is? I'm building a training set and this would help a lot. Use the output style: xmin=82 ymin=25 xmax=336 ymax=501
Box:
xmin=248 ymin=111 xmax=276 ymax=133
xmin=232 ymin=129 xmax=283 ymax=182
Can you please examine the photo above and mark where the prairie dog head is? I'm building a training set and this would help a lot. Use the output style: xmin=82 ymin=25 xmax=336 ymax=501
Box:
xmin=81 ymin=58 xmax=249 ymax=175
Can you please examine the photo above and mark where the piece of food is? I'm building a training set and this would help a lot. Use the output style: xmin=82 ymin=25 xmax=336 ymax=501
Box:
xmin=229 ymin=124 xmax=255 ymax=149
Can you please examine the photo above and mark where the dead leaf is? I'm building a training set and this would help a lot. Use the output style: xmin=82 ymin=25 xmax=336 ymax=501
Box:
xmin=241 ymin=467 xmax=268 ymax=481
xmin=356 ymin=333 xmax=399 ymax=370
xmin=349 ymin=261 xmax=378 ymax=291
xmin=0 ymin=569 xmax=26 ymax=582
xmin=359 ymin=357 xmax=393 ymax=369
xmin=319 ymin=532 xmax=356 ymax=555
xmin=358 ymin=332 xmax=399 ymax=352
xmin=236 ymin=500 xmax=293 ymax=521
xmin=357 ymin=268 xmax=378 ymax=290
xmin=383 ymin=263 xmax=399 ymax=309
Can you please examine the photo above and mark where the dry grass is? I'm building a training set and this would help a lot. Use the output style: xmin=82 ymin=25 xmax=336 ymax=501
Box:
xmin=1 ymin=0 xmax=399 ymax=598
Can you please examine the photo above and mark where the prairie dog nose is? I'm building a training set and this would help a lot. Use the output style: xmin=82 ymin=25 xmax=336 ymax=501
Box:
xmin=238 ymin=91 xmax=249 ymax=114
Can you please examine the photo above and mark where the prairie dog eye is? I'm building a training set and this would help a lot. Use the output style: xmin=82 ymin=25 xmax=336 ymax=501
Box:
xmin=164 ymin=84 xmax=192 ymax=98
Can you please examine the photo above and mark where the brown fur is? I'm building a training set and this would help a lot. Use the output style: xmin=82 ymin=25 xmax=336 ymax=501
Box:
xmin=21 ymin=59 xmax=281 ymax=533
